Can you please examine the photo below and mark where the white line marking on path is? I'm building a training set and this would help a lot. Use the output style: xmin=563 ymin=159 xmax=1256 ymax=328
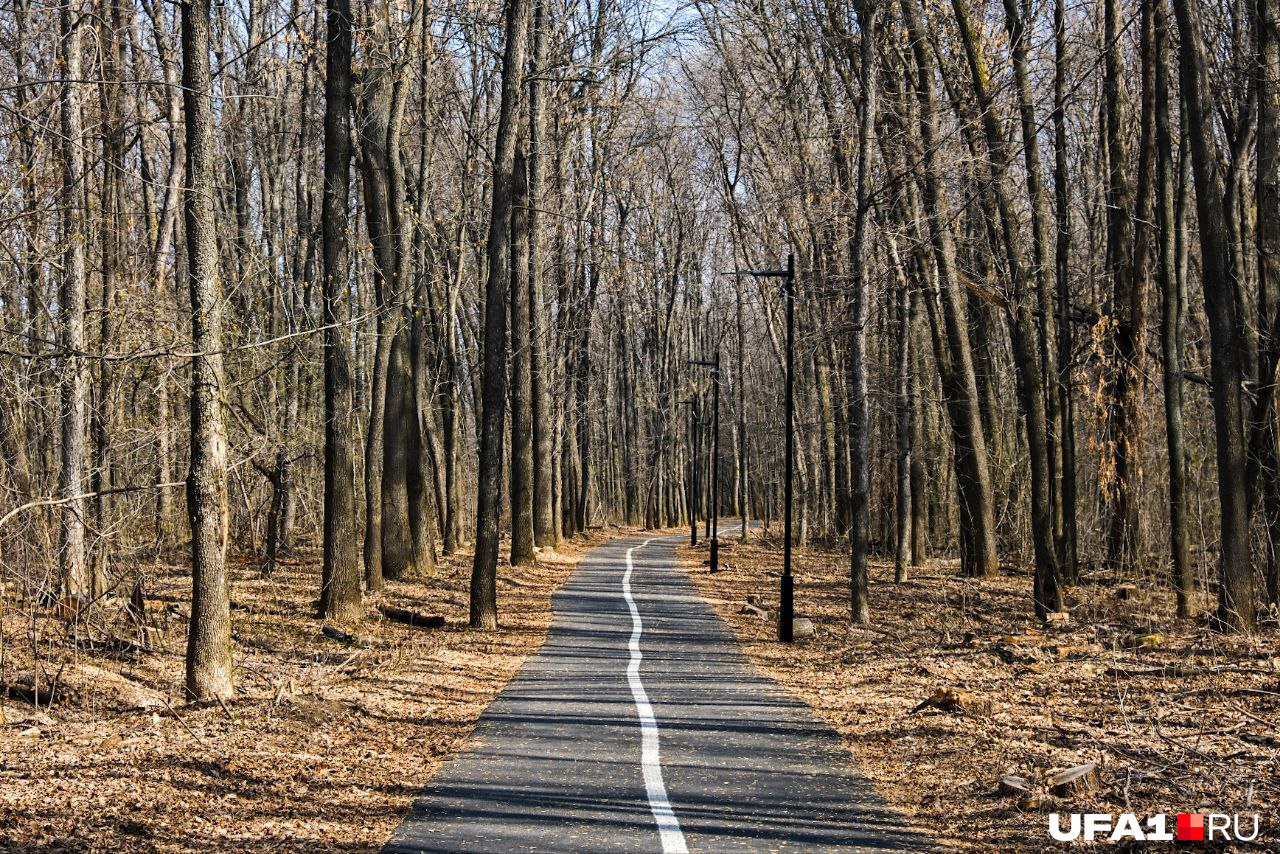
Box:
xmin=623 ymin=538 xmax=688 ymax=854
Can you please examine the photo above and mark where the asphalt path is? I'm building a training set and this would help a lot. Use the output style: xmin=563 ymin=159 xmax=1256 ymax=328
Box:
xmin=384 ymin=530 xmax=930 ymax=852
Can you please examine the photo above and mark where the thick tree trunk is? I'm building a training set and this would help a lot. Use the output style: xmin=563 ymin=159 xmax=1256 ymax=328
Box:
xmin=528 ymin=0 xmax=556 ymax=548
xmin=357 ymin=15 xmax=416 ymax=592
xmin=847 ymin=1 xmax=877 ymax=623
xmin=1260 ymin=0 xmax=1280 ymax=606
xmin=408 ymin=296 xmax=439 ymax=576
xmin=58 ymin=2 xmax=89 ymax=599
xmin=1172 ymin=0 xmax=1255 ymax=631
xmin=182 ymin=0 xmax=234 ymax=700
xmin=1102 ymin=0 xmax=1144 ymax=578
xmin=382 ymin=331 xmax=430 ymax=579
xmin=471 ymin=0 xmax=530 ymax=629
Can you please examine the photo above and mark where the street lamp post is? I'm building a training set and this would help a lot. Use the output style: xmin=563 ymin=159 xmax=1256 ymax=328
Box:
xmin=691 ymin=355 xmax=721 ymax=572
xmin=730 ymin=253 xmax=796 ymax=642
xmin=780 ymin=253 xmax=795 ymax=643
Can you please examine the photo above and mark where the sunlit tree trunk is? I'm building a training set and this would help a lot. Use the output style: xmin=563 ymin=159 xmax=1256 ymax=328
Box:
xmin=58 ymin=0 xmax=89 ymax=600
xmin=182 ymin=0 xmax=234 ymax=699
xmin=472 ymin=0 xmax=531 ymax=629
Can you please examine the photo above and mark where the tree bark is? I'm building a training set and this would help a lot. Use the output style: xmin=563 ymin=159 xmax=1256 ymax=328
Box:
xmin=1154 ymin=0 xmax=1191 ymax=617
xmin=902 ymin=0 xmax=999 ymax=580
xmin=1002 ymin=0 xmax=1064 ymax=581
xmin=356 ymin=9 xmax=419 ymax=591
xmin=1259 ymin=0 xmax=1280 ymax=606
xmin=1171 ymin=0 xmax=1255 ymax=631
xmin=528 ymin=0 xmax=556 ymax=548
xmin=471 ymin=0 xmax=530 ymax=629
xmin=894 ymin=281 xmax=913 ymax=583
xmin=1102 ymin=0 xmax=1144 ymax=577
xmin=949 ymin=0 xmax=1061 ymax=613
xmin=58 ymin=1 xmax=89 ymax=599
xmin=848 ymin=1 xmax=877 ymax=623
xmin=182 ymin=0 xmax=234 ymax=700
xmin=1053 ymin=0 xmax=1079 ymax=583
xmin=382 ymin=330 xmax=430 ymax=578
xmin=510 ymin=135 xmax=536 ymax=566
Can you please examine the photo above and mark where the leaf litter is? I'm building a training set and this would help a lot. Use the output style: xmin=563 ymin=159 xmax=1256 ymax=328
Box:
xmin=683 ymin=534 xmax=1280 ymax=852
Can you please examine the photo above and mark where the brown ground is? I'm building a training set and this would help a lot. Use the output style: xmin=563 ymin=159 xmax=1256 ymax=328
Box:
xmin=683 ymin=532 xmax=1280 ymax=852
xmin=0 ymin=529 xmax=633 ymax=853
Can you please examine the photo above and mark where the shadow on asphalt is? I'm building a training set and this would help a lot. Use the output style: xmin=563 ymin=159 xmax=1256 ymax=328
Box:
xmin=384 ymin=534 xmax=933 ymax=853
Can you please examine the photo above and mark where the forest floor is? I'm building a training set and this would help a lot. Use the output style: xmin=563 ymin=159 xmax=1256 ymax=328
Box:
xmin=0 ymin=528 xmax=632 ymax=852
xmin=683 ymin=532 xmax=1280 ymax=852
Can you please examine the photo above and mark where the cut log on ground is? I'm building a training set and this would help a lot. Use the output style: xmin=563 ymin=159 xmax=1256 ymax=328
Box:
xmin=322 ymin=625 xmax=361 ymax=645
xmin=377 ymin=604 xmax=445 ymax=629
xmin=3 ymin=664 xmax=165 ymax=711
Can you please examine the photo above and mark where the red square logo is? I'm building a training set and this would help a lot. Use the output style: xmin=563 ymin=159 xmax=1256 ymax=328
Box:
xmin=1177 ymin=813 xmax=1204 ymax=841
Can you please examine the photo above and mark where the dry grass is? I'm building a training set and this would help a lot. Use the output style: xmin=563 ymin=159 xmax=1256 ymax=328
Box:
xmin=683 ymin=533 xmax=1280 ymax=852
xmin=0 ymin=529 xmax=629 ymax=852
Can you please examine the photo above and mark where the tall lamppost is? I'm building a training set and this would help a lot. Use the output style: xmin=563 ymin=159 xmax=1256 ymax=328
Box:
xmin=731 ymin=254 xmax=795 ymax=642
xmin=691 ymin=354 xmax=721 ymax=572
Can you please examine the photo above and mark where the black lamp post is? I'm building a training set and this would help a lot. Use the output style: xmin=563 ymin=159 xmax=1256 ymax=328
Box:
xmin=690 ymin=355 xmax=721 ymax=572
xmin=730 ymin=253 xmax=795 ymax=642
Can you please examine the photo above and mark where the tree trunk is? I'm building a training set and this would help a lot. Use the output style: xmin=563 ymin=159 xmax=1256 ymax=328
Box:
xmin=1259 ymin=0 xmax=1280 ymax=606
xmin=848 ymin=1 xmax=877 ymax=623
xmin=894 ymin=281 xmax=913 ymax=583
xmin=1172 ymin=0 xmax=1255 ymax=631
xmin=181 ymin=0 xmax=234 ymax=700
xmin=1053 ymin=0 xmax=1078 ymax=583
xmin=902 ymin=0 xmax=999 ymax=580
xmin=441 ymin=252 xmax=463 ymax=555
xmin=58 ymin=1 xmax=90 ymax=599
xmin=1102 ymin=0 xmax=1144 ymax=578
xmin=471 ymin=0 xmax=530 ymax=629
xmin=1154 ymin=0 xmax=1191 ymax=617
xmin=357 ymin=13 xmax=416 ymax=592
xmin=509 ymin=136 xmax=536 ymax=566
xmin=92 ymin=0 xmax=128 ymax=596
xmin=1002 ymin=0 xmax=1064 ymax=582
xmin=382 ymin=331 xmax=430 ymax=579
xmin=950 ymin=0 xmax=1061 ymax=612
xmin=528 ymin=0 xmax=556 ymax=548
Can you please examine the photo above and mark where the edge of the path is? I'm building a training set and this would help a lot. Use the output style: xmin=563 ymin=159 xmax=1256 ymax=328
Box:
xmin=677 ymin=529 xmax=957 ymax=852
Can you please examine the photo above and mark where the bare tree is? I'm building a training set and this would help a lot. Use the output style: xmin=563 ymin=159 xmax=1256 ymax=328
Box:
xmin=1171 ymin=0 xmax=1255 ymax=631
xmin=471 ymin=0 xmax=531 ymax=629
xmin=319 ymin=0 xmax=362 ymax=623
xmin=57 ymin=0 xmax=89 ymax=601
xmin=182 ymin=0 xmax=234 ymax=699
